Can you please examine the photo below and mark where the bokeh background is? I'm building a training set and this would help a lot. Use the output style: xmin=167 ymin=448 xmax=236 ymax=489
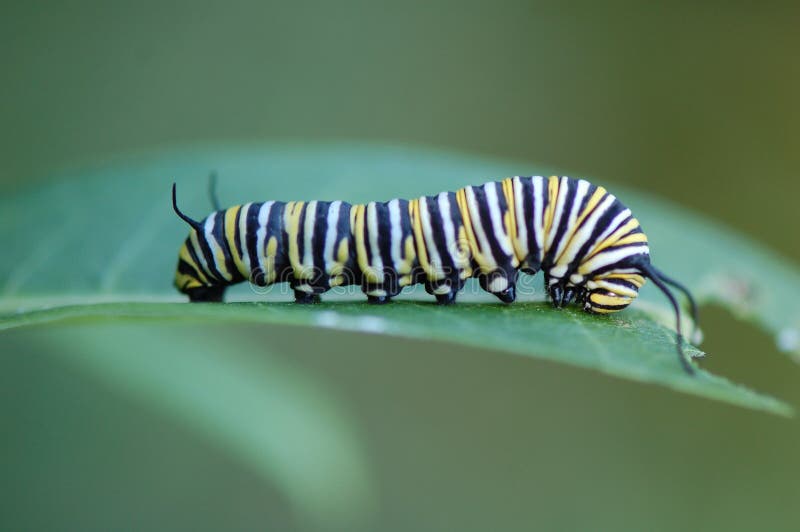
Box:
xmin=2 ymin=1 xmax=799 ymax=530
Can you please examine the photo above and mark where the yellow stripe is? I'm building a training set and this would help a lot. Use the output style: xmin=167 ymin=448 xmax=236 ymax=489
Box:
xmin=224 ymin=206 xmax=247 ymax=276
xmin=552 ymin=185 xmax=608 ymax=266
xmin=408 ymin=199 xmax=431 ymax=277
xmin=210 ymin=222 xmax=232 ymax=281
xmin=586 ymin=219 xmax=641 ymax=258
xmin=265 ymin=236 xmax=278 ymax=283
xmin=502 ymin=177 xmax=525 ymax=261
xmin=455 ymin=187 xmax=486 ymax=270
xmin=176 ymin=243 xmax=207 ymax=288
xmin=543 ymin=176 xmax=560 ymax=241
xmin=574 ymin=186 xmax=607 ymax=230
xmin=590 ymin=293 xmax=631 ymax=307
xmin=354 ymin=204 xmax=381 ymax=283
xmin=285 ymin=201 xmax=305 ymax=278
xmin=596 ymin=272 xmax=646 ymax=288
xmin=188 ymin=231 xmax=213 ymax=283
xmin=612 ymin=232 xmax=648 ymax=247
xmin=337 ymin=238 xmax=349 ymax=266
xmin=401 ymin=234 xmax=416 ymax=273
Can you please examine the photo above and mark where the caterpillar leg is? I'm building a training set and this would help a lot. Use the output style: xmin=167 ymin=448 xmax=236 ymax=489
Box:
xmin=479 ymin=271 xmax=517 ymax=304
xmin=495 ymin=285 xmax=516 ymax=304
xmin=426 ymin=278 xmax=462 ymax=305
xmin=186 ymin=285 xmax=226 ymax=303
xmin=363 ymin=281 xmax=395 ymax=304
xmin=294 ymin=290 xmax=321 ymax=304
xmin=548 ymin=283 xmax=565 ymax=308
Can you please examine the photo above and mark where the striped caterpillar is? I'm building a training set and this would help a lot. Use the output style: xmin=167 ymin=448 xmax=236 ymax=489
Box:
xmin=172 ymin=176 xmax=699 ymax=373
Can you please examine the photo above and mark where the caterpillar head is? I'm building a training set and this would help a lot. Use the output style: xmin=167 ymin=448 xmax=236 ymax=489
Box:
xmin=583 ymin=272 xmax=645 ymax=314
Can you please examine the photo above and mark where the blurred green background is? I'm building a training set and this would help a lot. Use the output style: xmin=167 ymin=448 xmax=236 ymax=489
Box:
xmin=1 ymin=1 xmax=799 ymax=531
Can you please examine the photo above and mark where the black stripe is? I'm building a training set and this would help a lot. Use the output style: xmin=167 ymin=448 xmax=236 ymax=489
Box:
xmin=565 ymin=196 xmax=628 ymax=279
xmin=295 ymin=202 xmax=310 ymax=272
xmin=588 ymin=301 xmax=630 ymax=311
xmin=269 ymin=202 xmax=291 ymax=283
xmin=445 ymin=191 xmax=469 ymax=275
xmin=529 ymin=177 xmax=550 ymax=267
xmin=245 ymin=202 xmax=263 ymax=283
xmin=215 ymin=210 xmax=243 ymax=282
xmin=396 ymin=199 xmax=414 ymax=265
xmin=374 ymin=201 xmax=396 ymax=283
xmin=472 ymin=183 xmax=514 ymax=275
xmin=545 ymin=177 xmax=578 ymax=268
xmin=233 ymin=204 xmax=245 ymax=266
xmin=194 ymin=216 xmax=225 ymax=282
xmin=312 ymin=201 xmax=330 ymax=283
xmin=177 ymin=256 xmax=202 ymax=289
xmin=424 ymin=194 xmax=457 ymax=278
xmin=337 ymin=202 xmax=357 ymax=285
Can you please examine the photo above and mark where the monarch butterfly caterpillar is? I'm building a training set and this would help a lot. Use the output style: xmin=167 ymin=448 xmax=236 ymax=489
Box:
xmin=172 ymin=175 xmax=700 ymax=373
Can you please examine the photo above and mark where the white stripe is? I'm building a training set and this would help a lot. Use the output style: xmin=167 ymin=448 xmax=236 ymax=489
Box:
xmin=323 ymin=201 xmax=341 ymax=272
xmin=484 ymin=182 xmax=513 ymax=256
xmin=255 ymin=201 xmax=274 ymax=278
xmin=465 ymin=186 xmax=497 ymax=271
xmin=189 ymin=228 xmax=212 ymax=280
xmin=595 ymin=279 xmax=639 ymax=297
xmin=532 ymin=177 xmax=545 ymax=263
xmin=438 ymin=192 xmax=461 ymax=268
xmin=367 ymin=202 xmax=384 ymax=275
xmin=552 ymin=190 xmax=617 ymax=272
xmin=388 ymin=199 xmax=402 ymax=269
xmin=579 ymin=245 xmax=650 ymax=275
xmin=544 ymin=176 xmax=569 ymax=254
xmin=238 ymin=202 xmax=253 ymax=273
xmin=419 ymin=196 xmax=444 ymax=278
xmin=302 ymin=201 xmax=318 ymax=275
xmin=587 ymin=205 xmax=630 ymax=255
xmin=552 ymin=179 xmax=590 ymax=263
xmin=204 ymin=215 xmax=232 ymax=281
xmin=512 ymin=177 xmax=529 ymax=260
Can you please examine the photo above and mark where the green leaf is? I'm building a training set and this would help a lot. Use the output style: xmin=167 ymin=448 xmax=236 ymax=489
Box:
xmin=1 ymin=143 xmax=798 ymax=415
xmin=16 ymin=321 xmax=376 ymax=530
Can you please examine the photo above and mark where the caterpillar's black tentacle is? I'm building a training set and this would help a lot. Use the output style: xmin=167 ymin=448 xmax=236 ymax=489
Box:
xmin=638 ymin=262 xmax=696 ymax=374
xmin=649 ymin=265 xmax=700 ymax=337
xmin=171 ymin=183 xmax=203 ymax=232
xmin=208 ymin=171 xmax=221 ymax=211
xmin=172 ymin=176 xmax=701 ymax=376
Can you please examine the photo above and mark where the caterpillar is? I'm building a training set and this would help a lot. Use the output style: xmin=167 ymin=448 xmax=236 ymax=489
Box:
xmin=172 ymin=175 xmax=700 ymax=373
